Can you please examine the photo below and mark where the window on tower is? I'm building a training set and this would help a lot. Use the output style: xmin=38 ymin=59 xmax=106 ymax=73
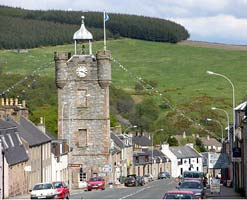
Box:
xmin=76 ymin=89 xmax=88 ymax=107
xmin=74 ymin=129 xmax=88 ymax=147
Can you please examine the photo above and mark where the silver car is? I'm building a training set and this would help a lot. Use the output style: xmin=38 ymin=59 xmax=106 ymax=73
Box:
xmin=177 ymin=180 xmax=205 ymax=199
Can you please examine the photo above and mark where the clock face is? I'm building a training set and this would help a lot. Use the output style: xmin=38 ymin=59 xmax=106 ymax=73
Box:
xmin=76 ymin=65 xmax=87 ymax=78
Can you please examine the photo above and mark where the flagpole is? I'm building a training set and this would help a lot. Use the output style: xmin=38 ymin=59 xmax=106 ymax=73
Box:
xmin=103 ymin=11 xmax=106 ymax=51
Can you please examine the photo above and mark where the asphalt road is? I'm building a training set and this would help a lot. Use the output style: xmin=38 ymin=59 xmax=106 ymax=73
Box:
xmin=71 ymin=178 xmax=178 ymax=199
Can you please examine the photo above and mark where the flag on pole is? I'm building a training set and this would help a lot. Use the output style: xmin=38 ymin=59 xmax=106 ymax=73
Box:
xmin=103 ymin=11 xmax=110 ymax=50
xmin=104 ymin=12 xmax=110 ymax=22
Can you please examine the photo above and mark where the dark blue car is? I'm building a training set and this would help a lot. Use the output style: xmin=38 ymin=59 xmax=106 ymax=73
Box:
xmin=158 ymin=172 xmax=171 ymax=179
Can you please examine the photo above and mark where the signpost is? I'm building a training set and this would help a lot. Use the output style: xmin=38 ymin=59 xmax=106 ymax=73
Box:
xmin=68 ymin=164 xmax=82 ymax=168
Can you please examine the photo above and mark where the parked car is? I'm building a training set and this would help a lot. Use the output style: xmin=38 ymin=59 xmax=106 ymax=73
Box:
xmin=125 ymin=175 xmax=138 ymax=187
xmin=177 ymin=180 xmax=205 ymax=199
xmin=144 ymin=173 xmax=153 ymax=182
xmin=87 ymin=177 xmax=105 ymax=191
xmin=52 ymin=181 xmax=70 ymax=199
xmin=136 ymin=176 xmax=145 ymax=186
xmin=158 ymin=172 xmax=171 ymax=179
xmin=163 ymin=190 xmax=195 ymax=199
xmin=30 ymin=182 xmax=57 ymax=199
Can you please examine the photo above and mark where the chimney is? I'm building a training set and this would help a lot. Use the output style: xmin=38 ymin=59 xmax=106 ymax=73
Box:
xmin=161 ymin=143 xmax=169 ymax=151
xmin=183 ymin=131 xmax=186 ymax=138
xmin=15 ymin=98 xmax=18 ymax=106
xmin=186 ymin=143 xmax=194 ymax=149
xmin=10 ymin=98 xmax=13 ymax=106
xmin=207 ymin=135 xmax=210 ymax=140
xmin=1 ymin=98 xmax=4 ymax=106
xmin=5 ymin=98 xmax=9 ymax=106
xmin=22 ymin=100 xmax=26 ymax=108
xmin=37 ymin=117 xmax=46 ymax=133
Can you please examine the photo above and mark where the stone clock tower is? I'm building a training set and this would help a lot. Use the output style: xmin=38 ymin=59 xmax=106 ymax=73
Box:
xmin=54 ymin=16 xmax=111 ymax=188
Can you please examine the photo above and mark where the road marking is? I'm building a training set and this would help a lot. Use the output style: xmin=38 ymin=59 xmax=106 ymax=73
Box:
xmin=119 ymin=186 xmax=152 ymax=199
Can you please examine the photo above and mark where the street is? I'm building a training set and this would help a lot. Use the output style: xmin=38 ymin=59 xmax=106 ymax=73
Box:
xmin=71 ymin=178 xmax=177 ymax=199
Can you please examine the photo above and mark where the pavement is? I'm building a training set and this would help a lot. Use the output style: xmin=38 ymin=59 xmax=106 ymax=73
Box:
xmin=206 ymin=185 xmax=244 ymax=199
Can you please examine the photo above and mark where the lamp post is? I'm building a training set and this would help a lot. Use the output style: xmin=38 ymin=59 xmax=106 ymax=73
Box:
xmin=207 ymin=71 xmax=235 ymax=141
xmin=123 ymin=125 xmax=137 ymax=134
xmin=211 ymin=107 xmax=230 ymax=142
xmin=151 ymin=129 xmax=164 ymax=177
xmin=206 ymin=118 xmax=224 ymax=143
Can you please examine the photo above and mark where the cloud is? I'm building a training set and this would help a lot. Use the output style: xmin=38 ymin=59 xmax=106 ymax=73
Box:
xmin=171 ymin=15 xmax=247 ymax=44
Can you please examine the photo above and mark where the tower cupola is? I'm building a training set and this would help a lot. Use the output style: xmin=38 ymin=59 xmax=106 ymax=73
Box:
xmin=73 ymin=16 xmax=93 ymax=55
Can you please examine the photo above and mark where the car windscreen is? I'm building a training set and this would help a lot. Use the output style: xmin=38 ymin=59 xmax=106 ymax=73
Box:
xmin=53 ymin=182 xmax=63 ymax=188
xmin=165 ymin=193 xmax=194 ymax=199
xmin=33 ymin=183 xmax=53 ymax=190
xmin=89 ymin=177 xmax=102 ymax=182
xmin=180 ymin=181 xmax=202 ymax=189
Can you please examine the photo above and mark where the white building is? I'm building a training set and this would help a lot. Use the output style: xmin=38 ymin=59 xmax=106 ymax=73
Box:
xmin=161 ymin=144 xmax=203 ymax=177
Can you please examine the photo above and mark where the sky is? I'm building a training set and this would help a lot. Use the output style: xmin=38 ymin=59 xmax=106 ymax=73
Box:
xmin=1 ymin=0 xmax=247 ymax=45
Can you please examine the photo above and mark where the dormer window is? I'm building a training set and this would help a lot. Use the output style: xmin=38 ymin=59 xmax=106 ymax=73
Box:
xmin=0 ymin=136 xmax=8 ymax=149
xmin=15 ymin=132 xmax=23 ymax=145
xmin=7 ymin=134 xmax=14 ymax=147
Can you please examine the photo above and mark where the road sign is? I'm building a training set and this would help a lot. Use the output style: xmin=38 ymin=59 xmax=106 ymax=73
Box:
xmin=68 ymin=164 xmax=82 ymax=168
xmin=103 ymin=165 xmax=112 ymax=173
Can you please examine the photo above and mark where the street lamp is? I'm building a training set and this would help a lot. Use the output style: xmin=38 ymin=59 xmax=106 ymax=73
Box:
xmin=123 ymin=125 xmax=137 ymax=134
xmin=206 ymin=118 xmax=224 ymax=143
xmin=151 ymin=129 xmax=164 ymax=177
xmin=207 ymin=71 xmax=235 ymax=141
xmin=211 ymin=107 xmax=230 ymax=142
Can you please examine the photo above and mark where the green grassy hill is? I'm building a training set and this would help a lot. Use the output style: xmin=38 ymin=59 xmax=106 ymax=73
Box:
xmin=1 ymin=38 xmax=247 ymax=138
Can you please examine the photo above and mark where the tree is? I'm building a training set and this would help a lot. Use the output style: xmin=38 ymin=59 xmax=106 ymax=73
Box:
xmin=195 ymin=138 xmax=206 ymax=152
xmin=167 ymin=137 xmax=178 ymax=146
xmin=129 ymin=97 xmax=159 ymax=133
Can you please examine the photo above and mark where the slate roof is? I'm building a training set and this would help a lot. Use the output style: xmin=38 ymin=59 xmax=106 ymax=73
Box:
xmin=200 ymin=137 xmax=221 ymax=147
xmin=132 ymin=135 xmax=151 ymax=146
xmin=9 ymin=116 xmax=51 ymax=147
xmin=111 ymin=132 xmax=125 ymax=149
xmin=0 ymin=119 xmax=29 ymax=166
xmin=170 ymin=145 xmax=201 ymax=159
xmin=235 ymin=101 xmax=247 ymax=111
xmin=143 ymin=148 xmax=170 ymax=162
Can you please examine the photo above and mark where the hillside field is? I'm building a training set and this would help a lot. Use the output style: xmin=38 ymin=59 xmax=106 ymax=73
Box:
xmin=1 ymin=38 xmax=247 ymax=138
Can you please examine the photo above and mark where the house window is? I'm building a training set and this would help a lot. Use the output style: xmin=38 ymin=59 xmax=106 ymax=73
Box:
xmin=74 ymin=129 xmax=87 ymax=147
xmin=136 ymin=156 xmax=139 ymax=163
xmin=76 ymin=89 xmax=88 ymax=107
xmin=178 ymin=159 xmax=182 ymax=165
xmin=197 ymin=158 xmax=199 ymax=163
xmin=189 ymin=158 xmax=191 ymax=164
xmin=197 ymin=167 xmax=199 ymax=171
xmin=180 ymin=168 xmax=183 ymax=175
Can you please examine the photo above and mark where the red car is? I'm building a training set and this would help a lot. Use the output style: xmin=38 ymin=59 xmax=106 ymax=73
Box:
xmin=52 ymin=181 xmax=70 ymax=199
xmin=87 ymin=177 xmax=105 ymax=191
xmin=163 ymin=190 xmax=195 ymax=199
